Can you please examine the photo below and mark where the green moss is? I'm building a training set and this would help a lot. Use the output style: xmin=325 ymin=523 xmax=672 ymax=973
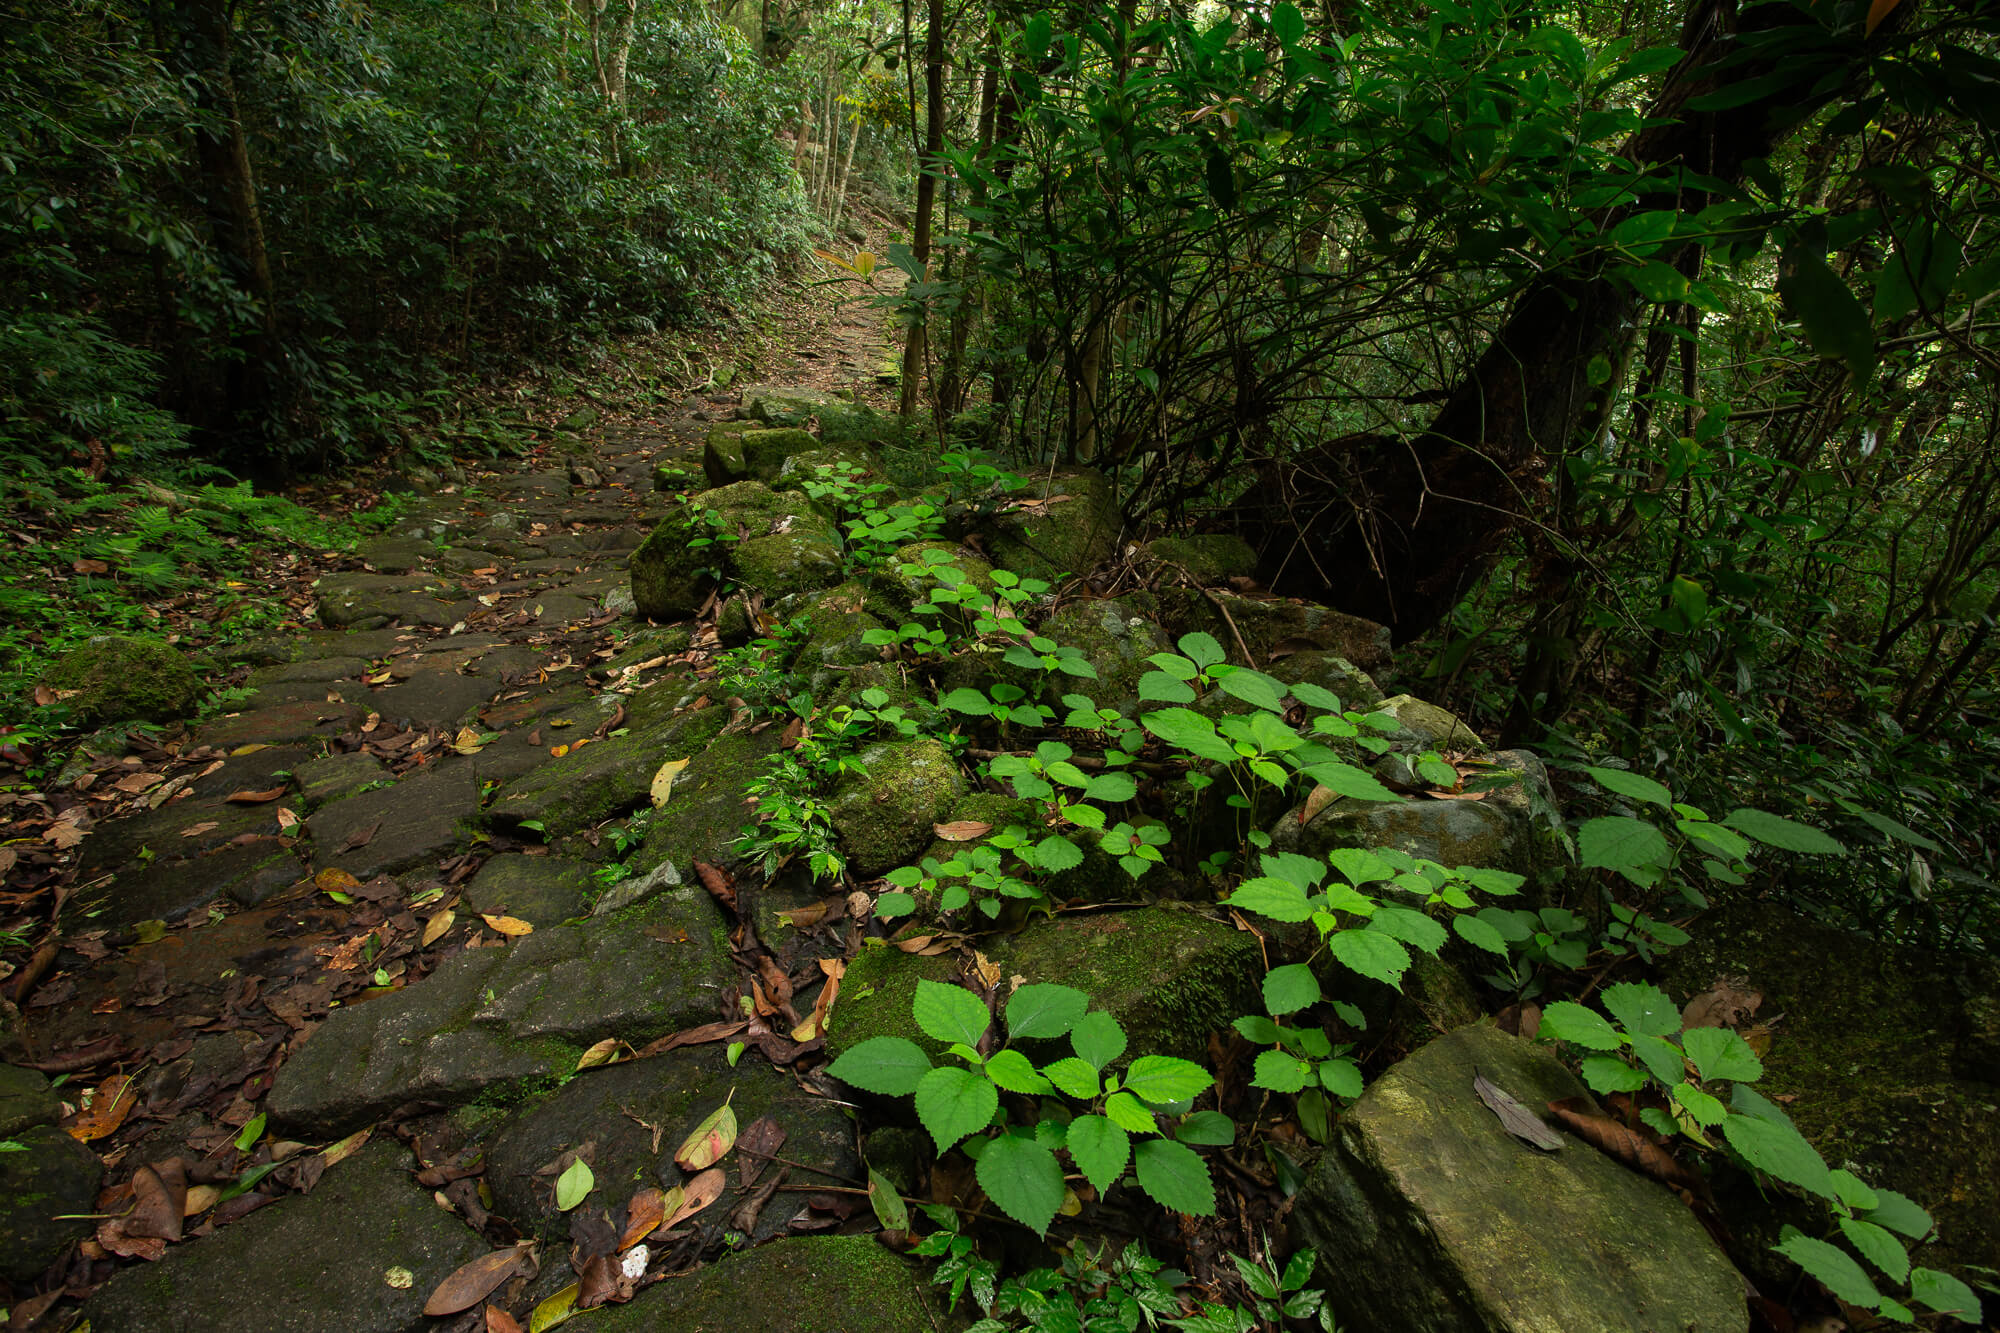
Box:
xmin=43 ymin=634 xmax=204 ymax=724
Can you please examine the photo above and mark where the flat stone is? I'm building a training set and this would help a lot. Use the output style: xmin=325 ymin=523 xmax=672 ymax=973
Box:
xmin=306 ymin=762 xmax=480 ymax=880
xmin=70 ymin=835 xmax=302 ymax=928
xmin=248 ymin=656 xmax=370 ymax=686
xmin=0 ymin=1125 xmax=102 ymax=1283
xmin=529 ymin=592 xmax=596 ymax=625
xmin=267 ymin=888 xmax=731 ymax=1137
xmin=740 ymin=383 xmax=839 ymax=428
xmin=0 ymin=1063 xmax=60 ymax=1137
xmin=484 ymin=1047 xmax=860 ymax=1249
xmin=1145 ymin=533 xmax=1259 ymax=584
xmin=77 ymin=796 xmax=287 ymax=880
xmin=366 ymin=668 xmax=499 ymax=730
xmin=84 ymin=1139 xmax=485 ymax=1333
xmin=590 ymin=1235 xmax=956 ymax=1333
xmin=464 ymin=855 xmax=595 ymax=925
xmin=487 ymin=707 xmax=730 ymax=840
xmin=356 ymin=536 xmax=438 ymax=573
xmin=1294 ymin=1023 xmax=1747 ymax=1333
xmin=294 ymin=751 xmax=391 ymax=811
xmin=314 ymin=572 xmax=455 ymax=628
xmin=197 ymin=700 xmax=368 ymax=749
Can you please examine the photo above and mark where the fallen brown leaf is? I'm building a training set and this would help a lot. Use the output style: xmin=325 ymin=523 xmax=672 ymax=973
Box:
xmin=663 ymin=1167 xmax=725 ymax=1228
xmin=1681 ymin=976 xmax=1762 ymax=1031
xmin=485 ymin=1306 xmax=525 ymax=1333
xmin=424 ymin=1243 xmax=535 ymax=1316
xmin=225 ymin=786 xmax=288 ymax=803
xmin=121 ymin=1160 xmax=188 ymax=1243
xmin=66 ymin=1073 xmax=137 ymax=1142
xmin=1473 ymin=1072 xmax=1563 ymax=1151
xmin=480 ymin=913 xmax=534 ymax=937
xmin=737 ymin=1115 xmax=787 ymax=1189
xmin=1547 ymin=1097 xmax=1703 ymax=1193
xmin=932 ymin=820 xmax=992 ymax=841
xmin=619 ymin=1188 xmax=665 ymax=1251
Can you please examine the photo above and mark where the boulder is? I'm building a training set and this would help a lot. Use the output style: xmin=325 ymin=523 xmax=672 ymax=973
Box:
xmin=1157 ymin=587 xmax=1393 ymax=672
xmin=741 ymin=383 xmax=839 ymax=428
xmin=1294 ymin=1022 xmax=1747 ymax=1333
xmin=0 ymin=1125 xmax=100 ymax=1282
xmin=1378 ymin=693 xmax=1484 ymax=750
xmin=827 ymin=738 xmax=965 ymax=875
xmin=585 ymin=1235 xmax=955 ymax=1333
xmin=1039 ymin=594 xmax=1170 ymax=712
xmin=487 ymin=706 xmax=730 ymax=840
xmin=630 ymin=483 xmax=827 ymax=622
xmin=738 ymin=427 xmax=820 ymax=482
xmin=772 ymin=444 xmax=884 ymax=495
xmin=85 ymin=1139 xmax=485 ymax=1333
xmin=41 ymin=634 xmax=203 ymax=725
xmin=1145 ymin=533 xmax=1259 ymax=584
xmin=976 ymin=468 xmax=1123 ymax=580
xmin=732 ymin=529 xmax=846 ymax=601
xmin=0 ymin=1063 xmax=60 ymax=1137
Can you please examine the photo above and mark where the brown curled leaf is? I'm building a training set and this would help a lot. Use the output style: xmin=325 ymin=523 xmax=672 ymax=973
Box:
xmin=1547 ymin=1096 xmax=1703 ymax=1193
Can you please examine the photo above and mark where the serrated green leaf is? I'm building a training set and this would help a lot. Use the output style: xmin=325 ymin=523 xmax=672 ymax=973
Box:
xmin=1577 ymin=816 xmax=1670 ymax=872
xmin=1318 ymin=1057 xmax=1364 ymax=1099
xmin=1006 ymin=983 xmax=1089 ymax=1040
xmin=1725 ymin=1109 xmax=1834 ymax=1199
xmin=1083 ymin=772 xmax=1138 ymax=802
xmin=1581 ymin=1055 xmax=1649 ymax=1094
xmin=1585 ymin=765 xmax=1673 ymax=807
xmin=1829 ymin=1169 xmax=1880 ymax=1212
xmin=1263 ymin=963 xmax=1322 ymax=1015
xmin=1539 ymin=1001 xmax=1624 ymax=1052
xmin=1175 ymin=1111 xmax=1236 ymax=1146
xmin=827 ymin=1036 xmax=933 ymax=1096
xmin=977 ymin=1131 xmax=1064 ymax=1236
xmin=915 ymin=1065 xmax=999 ymax=1154
xmin=1178 ymin=632 xmax=1226 ymax=669
xmin=1217 ymin=668 xmax=1288 ymax=713
xmin=1298 ymin=762 xmax=1399 ymax=803
xmin=1779 ymin=243 xmax=1876 ymax=380
xmin=1071 ymin=1010 xmax=1127 ymax=1071
xmin=1453 ymin=913 xmax=1510 ymax=956
xmin=1066 ymin=1114 xmax=1131 ymax=1195
xmin=1629 ymin=1032 xmax=1686 ymax=1085
xmin=1326 ymin=928 xmax=1411 ymax=987
xmin=1682 ymin=1026 xmax=1764 ymax=1083
xmin=1326 ymin=847 xmax=1394 ymax=885
xmin=1123 ymin=1055 xmax=1212 ymax=1105
xmin=1138 ymin=672 xmax=1199 ymax=704
xmin=1910 ymin=1266 xmax=1982 ymax=1320
xmin=1860 ymin=1188 xmax=1934 ymax=1240
xmin=1227 ymin=877 xmax=1317 ymax=923
xmin=1042 ymin=1056 xmax=1101 ymax=1100
xmin=1672 ymin=1080 xmax=1727 ymax=1126
xmin=1369 ymin=906 xmax=1447 ymax=956
xmin=1141 ymin=708 xmax=1237 ymax=763
xmin=984 ymin=1049 xmax=1053 ymax=1095
xmin=1838 ymin=1217 xmax=1910 ymax=1284
xmin=1104 ymin=1090 xmax=1158 ymax=1135
xmin=1253 ymin=1049 xmax=1311 ymax=1092
xmin=1773 ymin=1229 xmax=1880 ymax=1308
xmin=1133 ymin=1139 xmax=1215 ymax=1216
xmin=1598 ymin=981 xmax=1682 ymax=1038
xmin=913 ymin=978 xmax=991 ymax=1048
xmin=1722 ymin=807 xmax=1845 ymax=855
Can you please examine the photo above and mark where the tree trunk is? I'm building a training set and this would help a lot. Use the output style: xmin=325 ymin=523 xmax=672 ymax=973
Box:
xmin=898 ymin=0 xmax=946 ymax=420
xmin=1261 ymin=0 xmax=1882 ymax=644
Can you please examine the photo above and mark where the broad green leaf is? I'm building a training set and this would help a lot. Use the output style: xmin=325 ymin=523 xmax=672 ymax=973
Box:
xmin=1262 ymin=963 xmax=1322 ymax=1015
xmin=1599 ymin=981 xmax=1682 ymax=1038
xmin=1145 ymin=653 xmax=1200 ymax=681
xmin=1070 ymin=1011 xmax=1127 ymax=1071
xmin=1217 ymin=668 xmax=1287 ymax=713
xmin=1123 ymin=1055 xmax=1213 ymax=1105
xmin=1297 ymin=762 xmax=1399 ymax=802
xmin=1581 ymin=1056 xmax=1648 ymax=1094
xmin=1860 ymin=1188 xmax=1934 ymax=1240
xmin=1369 ymin=907 xmax=1446 ymax=956
xmin=1042 ymin=1056 xmax=1101 ymax=1100
xmin=1178 ymin=632 xmax=1226 ymax=669
xmin=1253 ymin=1049 xmax=1311 ymax=1092
xmin=1006 ymin=983 xmax=1089 ymax=1040
xmin=1849 ymin=808 xmax=1940 ymax=853
xmin=1724 ymin=1109 xmax=1834 ymax=1200
xmin=941 ymin=687 xmax=995 ymax=715
xmin=1103 ymin=1090 xmax=1158 ymax=1135
xmin=1133 ymin=1139 xmax=1216 ymax=1217
xmin=1066 ymin=1114 xmax=1130 ymax=1195
xmin=1909 ymin=1266 xmax=1982 ymax=1320
xmin=913 ymin=979 xmax=991 ymax=1048
xmin=1138 ymin=673 xmax=1198 ymax=704
xmin=1326 ymin=847 xmax=1394 ymax=885
xmin=1681 ymin=1027 xmax=1764 ymax=1083
xmin=1175 ymin=1111 xmax=1236 ymax=1146
xmin=1288 ymin=680 xmax=1344 ymax=711
xmin=1318 ymin=1057 xmax=1364 ymax=1100
xmin=1577 ymin=816 xmax=1670 ymax=872
xmin=1629 ymin=1033 xmax=1686 ymax=1085
xmin=1233 ymin=1014 xmax=1282 ymax=1044
xmin=1829 ymin=1169 xmax=1880 ymax=1212
xmin=1453 ymin=913 xmax=1509 ymax=956
xmin=554 ymin=1157 xmax=593 ymax=1211
xmin=1838 ymin=1217 xmax=1910 ymax=1284
xmin=1778 ymin=242 xmax=1876 ymax=380
xmin=1326 ymin=929 xmax=1411 ymax=987
xmin=1773 ymin=1229 xmax=1880 ymax=1308
xmin=1083 ymin=772 xmax=1137 ymax=802
xmin=984 ymin=1049 xmax=1053 ymax=1095
xmin=1722 ymin=807 xmax=1845 ymax=855
xmin=827 ymin=1037 xmax=933 ymax=1096
xmin=1584 ymin=765 xmax=1673 ymax=807
xmin=914 ymin=1066 xmax=999 ymax=1153
xmin=976 ymin=1131 xmax=1064 ymax=1236
xmin=1672 ymin=1080 xmax=1727 ymax=1126
xmin=1141 ymin=708 xmax=1237 ymax=764
xmin=1538 ymin=1001 xmax=1624 ymax=1052
xmin=1271 ymin=1 xmax=1305 ymax=44
xmin=1226 ymin=876 xmax=1316 ymax=923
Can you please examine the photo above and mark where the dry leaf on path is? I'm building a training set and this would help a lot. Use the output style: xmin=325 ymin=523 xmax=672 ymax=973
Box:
xmin=481 ymin=914 xmax=534 ymax=937
xmin=422 ymin=910 xmax=456 ymax=947
xmin=66 ymin=1073 xmax=137 ymax=1142
xmin=648 ymin=757 xmax=689 ymax=807
xmin=737 ymin=1115 xmax=787 ymax=1189
xmin=932 ymin=820 xmax=992 ymax=841
xmin=1681 ymin=976 xmax=1762 ymax=1031
xmin=225 ymin=786 xmax=288 ymax=803
xmin=1473 ymin=1071 xmax=1563 ymax=1151
xmin=1547 ymin=1097 xmax=1703 ymax=1193
xmin=619 ymin=1188 xmax=665 ymax=1251
xmin=663 ymin=1167 xmax=725 ymax=1228
xmin=121 ymin=1159 xmax=188 ymax=1242
xmin=424 ymin=1243 xmax=535 ymax=1316
xmin=573 ymin=1038 xmax=623 ymax=1072
xmin=315 ymin=867 xmax=362 ymax=894
xmin=485 ymin=1307 xmax=525 ymax=1333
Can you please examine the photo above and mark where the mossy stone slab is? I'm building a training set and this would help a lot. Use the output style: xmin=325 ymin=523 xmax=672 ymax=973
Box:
xmin=978 ymin=468 xmax=1123 ymax=581
xmin=483 ymin=1046 xmax=861 ymax=1249
xmin=84 ymin=1139 xmax=485 ymax=1333
xmin=464 ymin=854 xmax=595 ymax=925
xmin=294 ymin=751 xmax=391 ymax=811
xmin=827 ymin=738 xmax=965 ymax=876
xmin=267 ymin=887 xmax=731 ymax=1137
xmin=306 ymin=761 xmax=481 ymax=881
xmin=1145 ymin=533 xmax=1259 ymax=584
xmin=731 ymin=529 xmax=845 ymax=601
xmin=42 ymin=634 xmax=204 ymax=725
xmin=0 ymin=1063 xmax=60 ymax=1137
xmin=0 ymin=1125 xmax=100 ymax=1283
xmin=486 ymin=706 xmax=730 ymax=840
xmin=1294 ymin=1023 xmax=1747 ymax=1333
xmin=636 ymin=728 xmax=781 ymax=872
xmin=588 ymin=1235 xmax=959 ymax=1333
xmin=739 ymin=427 xmax=819 ymax=481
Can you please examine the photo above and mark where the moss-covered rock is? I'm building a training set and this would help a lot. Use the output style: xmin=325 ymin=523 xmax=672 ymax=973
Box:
xmin=732 ymin=529 xmax=845 ymax=601
xmin=0 ymin=1064 xmax=60 ymax=1138
xmin=588 ymin=1235 xmax=959 ymax=1333
xmin=828 ymin=737 xmax=965 ymax=875
xmin=793 ymin=607 xmax=888 ymax=694
xmin=488 ymin=706 xmax=730 ymax=839
xmin=1157 ymin=587 xmax=1393 ymax=673
xmin=1295 ymin=1022 xmax=1748 ymax=1333
xmin=1038 ymin=594 xmax=1169 ymax=711
xmin=0 ymin=1124 xmax=100 ymax=1282
xmin=741 ymin=383 xmax=839 ymax=428
xmin=1378 ymin=693 xmax=1484 ymax=750
xmin=701 ymin=424 xmax=753 ymax=487
xmin=739 ymin=427 xmax=820 ymax=482
xmin=635 ymin=728 xmax=782 ymax=872
xmin=977 ymin=467 xmax=1123 ymax=580
xmin=630 ymin=513 xmax=718 ymax=622
xmin=42 ymin=634 xmax=204 ymax=725
xmin=1269 ymin=650 xmax=1385 ymax=709
xmin=653 ymin=459 xmax=703 ymax=493
xmin=1145 ymin=533 xmax=1259 ymax=584
xmin=1660 ymin=900 xmax=2000 ymax=1295
xmin=773 ymin=444 xmax=884 ymax=497
xmin=829 ymin=905 xmax=1259 ymax=1066
xmin=870 ymin=540 xmax=994 ymax=619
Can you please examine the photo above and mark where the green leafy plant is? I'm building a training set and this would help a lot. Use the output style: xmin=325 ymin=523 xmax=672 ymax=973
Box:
xmin=735 ymin=689 xmax=920 ymax=881
xmin=1539 ymin=982 xmax=1981 ymax=1326
xmin=827 ymin=979 xmax=1222 ymax=1237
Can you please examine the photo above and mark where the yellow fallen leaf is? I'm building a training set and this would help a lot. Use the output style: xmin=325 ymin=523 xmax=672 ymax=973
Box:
xmin=674 ymin=1097 xmax=737 ymax=1171
xmin=422 ymin=910 xmax=456 ymax=947
xmin=319 ymin=1127 xmax=372 ymax=1172
xmin=481 ymin=913 xmax=534 ymax=937
xmin=230 ymin=744 xmax=270 ymax=756
xmin=452 ymin=726 xmax=484 ymax=755
xmin=183 ymin=1184 xmax=221 ymax=1217
xmin=649 ymin=757 xmax=690 ymax=807
xmin=574 ymin=1038 xmax=622 ymax=1071
xmin=550 ymin=744 xmax=569 ymax=758
xmin=529 ymin=1281 xmax=579 ymax=1332
xmin=317 ymin=867 xmax=362 ymax=894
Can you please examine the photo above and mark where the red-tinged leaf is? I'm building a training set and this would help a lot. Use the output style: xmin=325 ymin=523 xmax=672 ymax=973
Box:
xmin=675 ymin=1099 xmax=738 ymax=1171
xmin=225 ymin=786 xmax=288 ymax=803
xmin=1865 ymin=0 xmax=1903 ymax=34
xmin=1547 ymin=1096 xmax=1703 ymax=1193
xmin=619 ymin=1188 xmax=665 ymax=1250
xmin=66 ymin=1073 xmax=137 ymax=1142
xmin=663 ymin=1167 xmax=725 ymax=1228
xmin=486 ymin=1307 xmax=525 ymax=1333
xmin=425 ymin=1244 xmax=535 ymax=1316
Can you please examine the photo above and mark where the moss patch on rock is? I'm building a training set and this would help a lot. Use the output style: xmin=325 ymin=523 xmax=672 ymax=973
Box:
xmin=43 ymin=634 xmax=204 ymax=725
xmin=828 ymin=737 xmax=966 ymax=875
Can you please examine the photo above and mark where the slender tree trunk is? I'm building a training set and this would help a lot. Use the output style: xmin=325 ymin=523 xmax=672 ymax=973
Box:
xmin=898 ymin=0 xmax=945 ymax=420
